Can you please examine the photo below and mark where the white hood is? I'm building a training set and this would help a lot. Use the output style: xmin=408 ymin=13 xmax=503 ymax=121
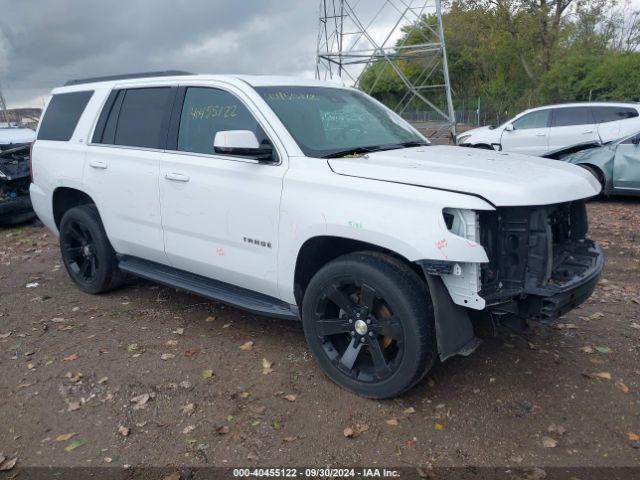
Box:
xmin=328 ymin=146 xmax=601 ymax=207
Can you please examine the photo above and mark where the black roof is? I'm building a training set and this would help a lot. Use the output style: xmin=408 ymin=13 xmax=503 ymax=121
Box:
xmin=64 ymin=70 xmax=193 ymax=86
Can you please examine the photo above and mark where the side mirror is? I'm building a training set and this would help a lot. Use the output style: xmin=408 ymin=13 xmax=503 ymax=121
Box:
xmin=213 ymin=130 xmax=275 ymax=162
xmin=504 ymin=123 xmax=515 ymax=132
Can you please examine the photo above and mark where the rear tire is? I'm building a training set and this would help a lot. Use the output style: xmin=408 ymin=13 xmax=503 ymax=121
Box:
xmin=302 ymin=252 xmax=436 ymax=399
xmin=59 ymin=205 xmax=124 ymax=294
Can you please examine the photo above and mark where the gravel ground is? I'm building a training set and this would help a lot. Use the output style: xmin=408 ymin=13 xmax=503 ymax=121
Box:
xmin=0 ymin=198 xmax=639 ymax=473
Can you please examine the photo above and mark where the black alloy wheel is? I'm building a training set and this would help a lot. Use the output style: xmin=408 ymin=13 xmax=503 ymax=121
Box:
xmin=302 ymin=252 xmax=437 ymax=398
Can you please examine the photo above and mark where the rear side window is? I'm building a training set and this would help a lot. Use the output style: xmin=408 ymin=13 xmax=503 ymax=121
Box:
xmin=552 ymin=107 xmax=594 ymax=127
xmin=512 ymin=110 xmax=550 ymax=130
xmin=113 ymin=88 xmax=172 ymax=149
xmin=592 ymin=106 xmax=639 ymax=123
xmin=37 ymin=91 xmax=94 ymax=141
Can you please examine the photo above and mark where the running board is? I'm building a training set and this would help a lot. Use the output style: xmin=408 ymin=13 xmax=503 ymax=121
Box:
xmin=117 ymin=255 xmax=299 ymax=321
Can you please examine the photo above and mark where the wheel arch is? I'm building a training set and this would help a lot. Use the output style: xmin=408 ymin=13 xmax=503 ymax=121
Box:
xmin=293 ymin=235 xmax=426 ymax=307
xmin=52 ymin=187 xmax=96 ymax=229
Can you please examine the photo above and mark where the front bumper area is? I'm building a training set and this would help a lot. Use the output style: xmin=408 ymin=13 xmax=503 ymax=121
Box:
xmin=515 ymin=240 xmax=603 ymax=322
xmin=478 ymin=200 xmax=604 ymax=323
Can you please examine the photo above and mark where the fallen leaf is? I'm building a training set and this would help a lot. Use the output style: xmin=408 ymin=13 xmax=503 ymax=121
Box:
xmin=627 ymin=432 xmax=640 ymax=441
xmin=271 ymin=420 xmax=281 ymax=431
xmin=179 ymin=381 xmax=192 ymax=389
xmin=173 ymin=328 xmax=184 ymax=335
xmin=126 ymin=344 xmax=139 ymax=353
xmin=165 ymin=339 xmax=178 ymax=347
xmin=434 ymin=422 xmax=444 ymax=430
xmin=592 ymin=371 xmax=612 ymax=380
xmin=215 ymin=425 xmax=230 ymax=435
xmin=180 ymin=403 xmax=195 ymax=416
xmin=239 ymin=391 xmax=250 ymax=399
xmin=0 ymin=457 xmax=17 ymax=471
xmin=386 ymin=418 xmax=399 ymax=426
xmin=283 ymin=394 xmax=297 ymax=402
xmin=67 ymin=401 xmax=80 ymax=412
xmin=542 ymin=436 xmax=558 ymax=448
xmin=103 ymin=457 xmax=112 ymax=463
xmin=130 ymin=393 xmax=150 ymax=410
xmin=240 ymin=341 xmax=254 ymax=351
xmin=205 ymin=316 xmax=217 ymax=322
xmin=404 ymin=407 xmax=416 ymax=414
xmin=615 ymin=380 xmax=630 ymax=393
xmin=55 ymin=433 xmax=77 ymax=442
xmin=580 ymin=346 xmax=594 ymax=354
xmin=342 ymin=423 xmax=368 ymax=439
xmin=588 ymin=312 xmax=605 ymax=320
xmin=184 ymin=348 xmax=200 ymax=357
xmin=160 ymin=353 xmax=175 ymax=360
xmin=26 ymin=282 xmax=39 ymax=288
xmin=182 ymin=425 xmax=195 ymax=435
xmin=63 ymin=353 xmax=79 ymax=362
xmin=262 ymin=358 xmax=274 ymax=375
xmin=0 ymin=332 xmax=11 ymax=339
xmin=97 ymin=376 xmax=108 ymax=384
xmin=64 ymin=438 xmax=87 ymax=452
xmin=547 ymin=424 xmax=566 ymax=436
xmin=595 ymin=346 xmax=612 ymax=354
xmin=202 ymin=368 xmax=214 ymax=379
xmin=118 ymin=426 xmax=130 ymax=437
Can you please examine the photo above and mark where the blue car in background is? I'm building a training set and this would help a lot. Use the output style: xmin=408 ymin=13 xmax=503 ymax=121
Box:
xmin=544 ymin=131 xmax=640 ymax=197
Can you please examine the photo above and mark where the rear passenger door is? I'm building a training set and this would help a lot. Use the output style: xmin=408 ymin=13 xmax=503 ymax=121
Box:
xmin=159 ymin=84 xmax=286 ymax=298
xmin=593 ymin=106 xmax=640 ymax=142
xmin=548 ymin=107 xmax=598 ymax=151
xmin=85 ymin=86 xmax=175 ymax=264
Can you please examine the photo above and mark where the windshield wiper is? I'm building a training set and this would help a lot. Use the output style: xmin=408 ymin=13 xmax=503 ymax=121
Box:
xmin=322 ymin=145 xmax=386 ymax=159
xmin=323 ymin=141 xmax=428 ymax=159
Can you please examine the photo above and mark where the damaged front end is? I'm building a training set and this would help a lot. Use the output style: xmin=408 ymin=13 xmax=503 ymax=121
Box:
xmin=478 ymin=200 xmax=603 ymax=323
xmin=0 ymin=144 xmax=36 ymax=226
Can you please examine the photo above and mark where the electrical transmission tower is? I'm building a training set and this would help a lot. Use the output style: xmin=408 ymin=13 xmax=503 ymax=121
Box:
xmin=316 ymin=0 xmax=456 ymax=138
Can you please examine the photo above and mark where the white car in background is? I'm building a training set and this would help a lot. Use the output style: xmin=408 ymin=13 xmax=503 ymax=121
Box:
xmin=456 ymin=102 xmax=640 ymax=156
xmin=0 ymin=126 xmax=36 ymax=150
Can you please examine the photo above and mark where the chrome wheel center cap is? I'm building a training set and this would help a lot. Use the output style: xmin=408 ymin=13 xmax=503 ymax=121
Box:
xmin=354 ymin=319 xmax=368 ymax=335
xmin=82 ymin=245 xmax=92 ymax=257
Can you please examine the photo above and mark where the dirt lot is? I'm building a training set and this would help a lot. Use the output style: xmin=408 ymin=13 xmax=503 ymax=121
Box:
xmin=1 ymin=198 xmax=639 ymax=473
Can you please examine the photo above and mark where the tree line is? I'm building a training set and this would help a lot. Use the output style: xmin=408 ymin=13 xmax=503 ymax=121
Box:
xmin=360 ymin=0 xmax=640 ymax=125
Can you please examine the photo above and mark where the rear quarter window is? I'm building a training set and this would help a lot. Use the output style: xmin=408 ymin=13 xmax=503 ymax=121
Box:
xmin=37 ymin=91 xmax=94 ymax=141
xmin=592 ymin=106 xmax=639 ymax=123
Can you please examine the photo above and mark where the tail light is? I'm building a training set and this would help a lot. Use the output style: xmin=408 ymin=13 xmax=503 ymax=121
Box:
xmin=29 ymin=140 xmax=35 ymax=183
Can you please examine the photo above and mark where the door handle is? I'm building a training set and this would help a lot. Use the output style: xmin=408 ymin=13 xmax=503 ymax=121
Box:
xmin=164 ymin=172 xmax=190 ymax=182
xmin=535 ymin=133 xmax=546 ymax=137
xmin=582 ymin=130 xmax=594 ymax=134
xmin=89 ymin=160 xmax=108 ymax=169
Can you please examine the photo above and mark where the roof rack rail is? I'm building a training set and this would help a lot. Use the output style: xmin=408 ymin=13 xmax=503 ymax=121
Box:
xmin=64 ymin=70 xmax=193 ymax=86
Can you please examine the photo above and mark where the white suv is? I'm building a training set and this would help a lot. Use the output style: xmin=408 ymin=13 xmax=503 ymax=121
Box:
xmin=30 ymin=72 xmax=603 ymax=398
xmin=457 ymin=102 xmax=640 ymax=155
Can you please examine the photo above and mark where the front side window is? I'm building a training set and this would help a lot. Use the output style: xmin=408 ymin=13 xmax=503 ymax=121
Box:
xmin=592 ymin=106 xmax=639 ymax=123
xmin=255 ymin=86 xmax=425 ymax=158
xmin=38 ymin=91 xmax=94 ymax=141
xmin=512 ymin=110 xmax=550 ymax=130
xmin=177 ymin=87 xmax=269 ymax=156
xmin=552 ymin=107 xmax=594 ymax=127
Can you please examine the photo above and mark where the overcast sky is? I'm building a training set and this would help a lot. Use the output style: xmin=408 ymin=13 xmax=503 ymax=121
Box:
xmin=0 ymin=0 xmax=328 ymax=108
xmin=1 ymin=0 xmax=639 ymax=109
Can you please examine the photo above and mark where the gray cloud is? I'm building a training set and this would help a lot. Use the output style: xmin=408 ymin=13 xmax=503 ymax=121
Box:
xmin=0 ymin=0 xmax=320 ymax=107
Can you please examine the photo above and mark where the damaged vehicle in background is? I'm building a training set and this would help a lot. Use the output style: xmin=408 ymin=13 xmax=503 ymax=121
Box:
xmin=0 ymin=127 xmax=36 ymax=226
xmin=31 ymin=73 xmax=604 ymax=398
xmin=545 ymin=131 xmax=640 ymax=197
xmin=457 ymin=103 xmax=640 ymax=156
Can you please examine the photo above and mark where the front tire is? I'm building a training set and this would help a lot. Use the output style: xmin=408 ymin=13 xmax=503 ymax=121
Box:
xmin=302 ymin=252 xmax=437 ymax=399
xmin=59 ymin=205 xmax=123 ymax=294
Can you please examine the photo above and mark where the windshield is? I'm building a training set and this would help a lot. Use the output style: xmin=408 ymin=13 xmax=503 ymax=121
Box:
xmin=255 ymin=86 xmax=427 ymax=158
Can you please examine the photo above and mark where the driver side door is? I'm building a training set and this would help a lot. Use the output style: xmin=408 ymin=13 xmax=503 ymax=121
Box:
xmin=159 ymin=84 xmax=287 ymax=297
xmin=500 ymin=109 xmax=550 ymax=155
xmin=613 ymin=134 xmax=640 ymax=192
